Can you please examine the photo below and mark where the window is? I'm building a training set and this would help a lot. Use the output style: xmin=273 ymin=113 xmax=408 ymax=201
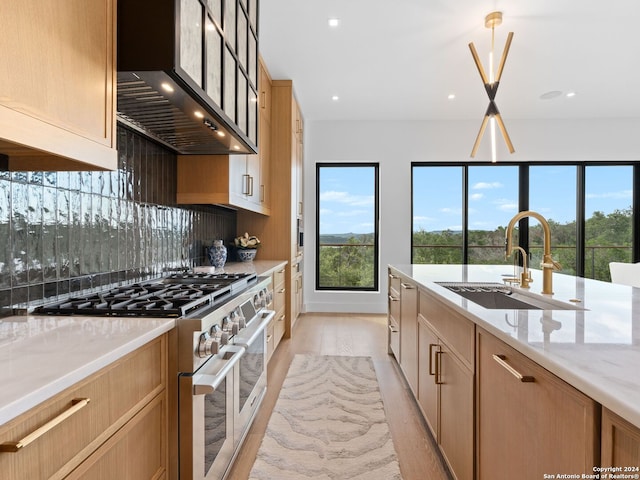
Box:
xmin=316 ymin=163 xmax=379 ymax=290
xmin=412 ymin=162 xmax=638 ymax=281
xmin=585 ymin=165 xmax=633 ymax=280
xmin=412 ymin=166 xmax=463 ymax=263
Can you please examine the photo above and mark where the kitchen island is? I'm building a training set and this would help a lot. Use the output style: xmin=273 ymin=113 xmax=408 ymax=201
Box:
xmin=391 ymin=263 xmax=640 ymax=427
xmin=389 ymin=264 xmax=640 ymax=479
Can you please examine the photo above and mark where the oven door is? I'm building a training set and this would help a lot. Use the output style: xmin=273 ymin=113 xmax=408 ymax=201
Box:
xmin=185 ymin=345 xmax=244 ymax=480
xmin=233 ymin=308 xmax=275 ymax=442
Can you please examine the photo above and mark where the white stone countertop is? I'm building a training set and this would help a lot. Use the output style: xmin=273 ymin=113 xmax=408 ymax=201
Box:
xmin=389 ymin=264 xmax=640 ymax=429
xmin=0 ymin=315 xmax=175 ymax=426
xmin=194 ymin=259 xmax=288 ymax=277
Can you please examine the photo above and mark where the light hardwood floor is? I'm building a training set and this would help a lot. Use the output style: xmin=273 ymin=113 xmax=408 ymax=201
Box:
xmin=227 ymin=313 xmax=452 ymax=480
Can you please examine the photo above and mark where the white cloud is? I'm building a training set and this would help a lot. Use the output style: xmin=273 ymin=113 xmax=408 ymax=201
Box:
xmin=586 ymin=190 xmax=632 ymax=200
xmin=498 ymin=202 xmax=518 ymax=212
xmin=472 ymin=181 xmax=503 ymax=190
xmin=470 ymin=193 xmax=484 ymax=201
xmin=320 ymin=190 xmax=373 ymax=207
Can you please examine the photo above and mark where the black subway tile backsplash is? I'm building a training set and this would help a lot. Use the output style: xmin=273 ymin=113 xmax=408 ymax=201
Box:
xmin=0 ymin=125 xmax=236 ymax=312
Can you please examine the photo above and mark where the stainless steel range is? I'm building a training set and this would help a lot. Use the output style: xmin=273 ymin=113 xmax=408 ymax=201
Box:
xmin=35 ymin=271 xmax=274 ymax=480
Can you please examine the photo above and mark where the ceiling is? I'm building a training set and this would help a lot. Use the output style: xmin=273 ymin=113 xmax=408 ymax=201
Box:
xmin=258 ymin=0 xmax=640 ymax=123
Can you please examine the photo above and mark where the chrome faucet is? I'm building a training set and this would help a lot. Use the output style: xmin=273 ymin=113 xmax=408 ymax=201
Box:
xmin=505 ymin=210 xmax=561 ymax=295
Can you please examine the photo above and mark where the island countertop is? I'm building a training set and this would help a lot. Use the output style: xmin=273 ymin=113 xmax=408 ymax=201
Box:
xmin=389 ymin=264 xmax=640 ymax=429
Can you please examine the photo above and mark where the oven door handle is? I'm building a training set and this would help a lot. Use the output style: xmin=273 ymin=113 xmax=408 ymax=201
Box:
xmin=192 ymin=346 xmax=244 ymax=396
xmin=234 ymin=310 xmax=275 ymax=347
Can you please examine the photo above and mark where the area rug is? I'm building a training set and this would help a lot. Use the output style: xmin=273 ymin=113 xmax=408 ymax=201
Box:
xmin=248 ymin=355 xmax=403 ymax=479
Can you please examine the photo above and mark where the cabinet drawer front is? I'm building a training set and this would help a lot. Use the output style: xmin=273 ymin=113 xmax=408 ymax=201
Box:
xmin=0 ymin=337 xmax=166 ymax=480
xmin=419 ymin=289 xmax=474 ymax=368
xmin=388 ymin=269 xmax=402 ymax=293
xmin=273 ymin=267 xmax=286 ymax=289
xmin=273 ymin=281 xmax=286 ymax=314
xmin=477 ymin=329 xmax=598 ymax=479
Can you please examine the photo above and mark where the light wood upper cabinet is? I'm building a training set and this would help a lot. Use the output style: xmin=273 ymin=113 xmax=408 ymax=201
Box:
xmin=176 ymin=57 xmax=272 ymax=216
xmin=237 ymin=75 xmax=305 ymax=338
xmin=476 ymin=327 xmax=598 ymax=480
xmin=0 ymin=0 xmax=117 ymax=171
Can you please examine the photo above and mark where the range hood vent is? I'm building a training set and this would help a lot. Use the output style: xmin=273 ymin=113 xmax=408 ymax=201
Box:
xmin=117 ymin=71 xmax=255 ymax=155
xmin=116 ymin=0 xmax=259 ymax=156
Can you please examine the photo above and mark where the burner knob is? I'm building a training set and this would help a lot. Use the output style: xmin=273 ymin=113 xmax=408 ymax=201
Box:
xmin=221 ymin=316 xmax=232 ymax=332
xmin=197 ymin=333 xmax=220 ymax=358
xmin=231 ymin=322 xmax=240 ymax=335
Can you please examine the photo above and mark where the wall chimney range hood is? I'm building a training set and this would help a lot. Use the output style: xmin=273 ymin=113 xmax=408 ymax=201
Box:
xmin=117 ymin=0 xmax=259 ymax=155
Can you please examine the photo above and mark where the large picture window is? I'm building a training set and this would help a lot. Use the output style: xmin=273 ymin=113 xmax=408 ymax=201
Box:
xmin=412 ymin=162 xmax=638 ymax=281
xmin=316 ymin=163 xmax=379 ymax=290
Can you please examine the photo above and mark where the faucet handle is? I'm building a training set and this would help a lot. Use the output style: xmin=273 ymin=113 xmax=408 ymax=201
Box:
xmin=540 ymin=258 xmax=562 ymax=271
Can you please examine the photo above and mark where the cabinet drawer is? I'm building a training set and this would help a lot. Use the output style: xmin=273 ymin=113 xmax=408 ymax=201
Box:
xmin=419 ymin=289 xmax=474 ymax=368
xmin=273 ymin=266 xmax=286 ymax=290
xmin=65 ymin=392 xmax=166 ymax=480
xmin=273 ymin=280 xmax=286 ymax=315
xmin=274 ymin=313 xmax=286 ymax=345
xmin=0 ymin=336 xmax=166 ymax=480
xmin=388 ymin=269 xmax=402 ymax=293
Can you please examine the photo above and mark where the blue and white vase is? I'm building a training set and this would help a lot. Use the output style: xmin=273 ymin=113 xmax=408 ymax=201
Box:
xmin=208 ymin=240 xmax=227 ymax=268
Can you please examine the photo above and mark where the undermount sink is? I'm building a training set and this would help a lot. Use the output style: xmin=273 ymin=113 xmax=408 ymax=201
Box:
xmin=436 ymin=282 xmax=586 ymax=311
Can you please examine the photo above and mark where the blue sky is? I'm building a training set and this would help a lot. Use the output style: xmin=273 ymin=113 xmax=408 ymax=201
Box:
xmin=317 ymin=165 xmax=633 ymax=235
xmin=318 ymin=166 xmax=376 ymax=234
xmin=413 ymin=165 xmax=634 ymax=232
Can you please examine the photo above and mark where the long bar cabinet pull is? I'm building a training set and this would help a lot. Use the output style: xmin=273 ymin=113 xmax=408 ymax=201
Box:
xmin=428 ymin=344 xmax=438 ymax=376
xmin=0 ymin=398 xmax=90 ymax=453
xmin=434 ymin=351 xmax=444 ymax=384
xmin=492 ymin=354 xmax=535 ymax=382
xmin=400 ymin=282 xmax=415 ymax=289
xmin=388 ymin=295 xmax=399 ymax=302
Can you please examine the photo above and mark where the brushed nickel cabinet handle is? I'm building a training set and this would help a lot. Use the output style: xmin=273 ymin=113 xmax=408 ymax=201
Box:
xmin=278 ymin=315 xmax=285 ymax=322
xmin=279 ymin=288 xmax=286 ymax=293
xmin=388 ymin=295 xmax=399 ymax=302
xmin=492 ymin=354 xmax=535 ymax=382
xmin=260 ymin=184 xmax=265 ymax=202
xmin=266 ymin=334 xmax=273 ymax=343
xmin=260 ymin=91 xmax=266 ymax=109
xmin=389 ymin=273 xmax=398 ymax=279
xmin=401 ymin=282 xmax=415 ymax=289
xmin=388 ymin=324 xmax=398 ymax=333
xmin=248 ymin=176 xmax=254 ymax=196
xmin=242 ymin=174 xmax=250 ymax=195
xmin=0 ymin=398 xmax=90 ymax=453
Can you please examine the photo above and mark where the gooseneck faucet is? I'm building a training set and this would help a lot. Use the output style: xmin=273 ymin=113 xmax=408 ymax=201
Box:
xmin=505 ymin=210 xmax=561 ymax=295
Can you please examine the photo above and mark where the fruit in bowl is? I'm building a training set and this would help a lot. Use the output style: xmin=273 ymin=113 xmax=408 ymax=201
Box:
xmin=234 ymin=232 xmax=261 ymax=249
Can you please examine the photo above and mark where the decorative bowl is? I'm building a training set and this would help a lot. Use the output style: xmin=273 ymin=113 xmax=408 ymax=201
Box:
xmin=237 ymin=248 xmax=257 ymax=262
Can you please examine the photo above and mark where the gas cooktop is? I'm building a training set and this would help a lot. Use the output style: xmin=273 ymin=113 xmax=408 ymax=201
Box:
xmin=34 ymin=272 xmax=258 ymax=318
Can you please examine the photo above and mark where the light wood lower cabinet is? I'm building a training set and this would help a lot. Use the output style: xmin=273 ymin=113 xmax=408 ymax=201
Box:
xmin=417 ymin=291 xmax=474 ymax=480
xmin=399 ymin=280 xmax=418 ymax=395
xmin=601 ymin=408 xmax=640 ymax=468
xmin=0 ymin=335 xmax=167 ymax=480
xmin=476 ymin=328 xmax=599 ymax=479
xmin=267 ymin=264 xmax=287 ymax=362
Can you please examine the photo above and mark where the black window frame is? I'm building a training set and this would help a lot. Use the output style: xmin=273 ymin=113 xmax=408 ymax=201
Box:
xmin=411 ymin=161 xmax=640 ymax=277
xmin=315 ymin=162 xmax=380 ymax=291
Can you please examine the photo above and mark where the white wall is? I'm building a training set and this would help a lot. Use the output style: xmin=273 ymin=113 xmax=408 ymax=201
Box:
xmin=303 ymin=118 xmax=640 ymax=313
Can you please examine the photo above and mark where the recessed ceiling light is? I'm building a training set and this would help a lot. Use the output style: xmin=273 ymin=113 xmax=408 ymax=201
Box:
xmin=328 ymin=18 xmax=340 ymax=27
xmin=448 ymin=94 xmax=456 ymax=100
xmin=161 ymin=82 xmax=174 ymax=93
xmin=216 ymin=131 xmax=225 ymax=137
xmin=233 ymin=145 xmax=240 ymax=150
xmin=194 ymin=111 xmax=204 ymax=118
xmin=566 ymin=91 xmax=576 ymax=98
xmin=540 ymin=91 xmax=563 ymax=100
xmin=331 ymin=95 xmax=339 ymax=101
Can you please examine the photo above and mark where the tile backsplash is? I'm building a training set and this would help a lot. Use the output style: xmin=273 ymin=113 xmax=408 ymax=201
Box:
xmin=0 ymin=126 xmax=236 ymax=311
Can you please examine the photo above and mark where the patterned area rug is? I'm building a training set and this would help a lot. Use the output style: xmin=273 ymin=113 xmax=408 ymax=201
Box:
xmin=249 ymin=355 xmax=403 ymax=479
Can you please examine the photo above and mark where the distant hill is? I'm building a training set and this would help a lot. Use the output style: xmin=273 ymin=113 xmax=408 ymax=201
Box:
xmin=319 ymin=232 xmax=374 ymax=244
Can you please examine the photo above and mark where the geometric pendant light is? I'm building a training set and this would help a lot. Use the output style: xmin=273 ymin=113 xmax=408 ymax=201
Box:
xmin=468 ymin=11 xmax=515 ymax=162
